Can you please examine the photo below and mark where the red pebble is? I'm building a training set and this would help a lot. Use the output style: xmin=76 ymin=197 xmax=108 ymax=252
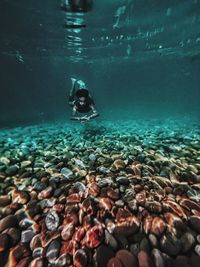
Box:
xmin=99 ymin=198 xmax=113 ymax=210
xmin=61 ymin=223 xmax=75 ymax=241
xmin=60 ymin=240 xmax=79 ymax=255
xmin=150 ymin=216 xmax=167 ymax=237
xmin=116 ymin=208 xmax=133 ymax=222
xmin=73 ymin=227 xmax=86 ymax=242
xmin=38 ymin=186 xmax=53 ymax=200
xmin=53 ymin=204 xmax=65 ymax=213
xmin=88 ymin=182 xmax=100 ymax=197
xmin=66 ymin=193 xmax=81 ymax=204
xmin=81 ymin=225 xmax=104 ymax=249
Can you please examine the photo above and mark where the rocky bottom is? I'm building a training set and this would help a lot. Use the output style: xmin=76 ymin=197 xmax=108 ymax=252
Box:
xmin=0 ymin=119 xmax=200 ymax=267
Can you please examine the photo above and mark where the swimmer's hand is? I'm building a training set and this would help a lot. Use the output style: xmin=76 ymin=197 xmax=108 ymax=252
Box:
xmin=81 ymin=115 xmax=90 ymax=121
xmin=70 ymin=116 xmax=81 ymax=121
xmin=70 ymin=116 xmax=89 ymax=121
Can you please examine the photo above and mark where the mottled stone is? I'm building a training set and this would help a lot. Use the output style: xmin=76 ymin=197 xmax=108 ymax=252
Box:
xmin=45 ymin=210 xmax=60 ymax=231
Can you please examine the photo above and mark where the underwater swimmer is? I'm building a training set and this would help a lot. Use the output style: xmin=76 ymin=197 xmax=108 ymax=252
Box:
xmin=69 ymin=78 xmax=99 ymax=121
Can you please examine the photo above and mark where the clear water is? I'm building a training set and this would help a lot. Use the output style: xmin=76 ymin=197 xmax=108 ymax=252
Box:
xmin=0 ymin=0 xmax=199 ymax=126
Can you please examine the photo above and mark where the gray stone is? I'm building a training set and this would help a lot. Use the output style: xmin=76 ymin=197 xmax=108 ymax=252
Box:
xmin=116 ymin=176 xmax=129 ymax=185
xmin=5 ymin=165 xmax=19 ymax=176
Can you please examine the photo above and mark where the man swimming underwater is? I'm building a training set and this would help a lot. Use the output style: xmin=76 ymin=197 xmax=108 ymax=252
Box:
xmin=69 ymin=78 xmax=99 ymax=121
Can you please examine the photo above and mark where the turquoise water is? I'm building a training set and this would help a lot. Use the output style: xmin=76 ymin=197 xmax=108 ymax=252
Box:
xmin=0 ymin=0 xmax=199 ymax=126
xmin=0 ymin=1 xmax=200 ymax=266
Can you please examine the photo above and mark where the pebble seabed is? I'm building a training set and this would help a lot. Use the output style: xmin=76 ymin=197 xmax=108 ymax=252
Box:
xmin=0 ymin=119 xmax=200 ymax=267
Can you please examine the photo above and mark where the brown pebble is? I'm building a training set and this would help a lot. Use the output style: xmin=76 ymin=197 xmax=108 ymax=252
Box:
xmin=29 ymin=258 xmax=47 ymax=267
xmin=0 ymin=196 xmax=11 ymax=207
xmin=3 ymin=228 xmax=21 ymax=247
xmin=0 ymin=215 xmax=18 ymax=233
xmin=7 ymin=243 xmax=31 ymax=266
xmin=188 ymin=255 xmax=200 ymax=267
xmin=73 ymin=249 xmax=88 ymax=267
xmin=151 ymin=248 xmax=165 ymax=267
xmin=15 ymin=256 xmax=32 ymax=267
xmin=96 ymin=244 xmax=115 ymax=267
xmin=107 ymin=257 xmax=123 ymax=267
xmin=0 ymin=233 xmax=10 ymax=252
xmin=189 ymin=215 xmax=200 ymax=234
xmin=116 ymin=249 xmax=138 ymax=267
xmin=138 ymin=250 xmax=154 ymax=267
xmin=140 ymin=237 xmax=150 ymax=254
xmin=88 ymin=182 xmax=100 ymax=197
xmin=150 ymin=217 xmax=166 ymax=237
xmin=173 ymin=258 xmax=191 ymax=267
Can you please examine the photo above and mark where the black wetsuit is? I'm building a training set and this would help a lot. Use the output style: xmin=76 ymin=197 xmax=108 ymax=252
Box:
xmin=74 ymin=97 xmax=94 ymax=113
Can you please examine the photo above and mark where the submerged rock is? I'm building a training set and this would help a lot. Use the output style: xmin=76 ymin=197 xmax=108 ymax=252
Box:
xmin=45 ymin=210 xmax=60 ymax=231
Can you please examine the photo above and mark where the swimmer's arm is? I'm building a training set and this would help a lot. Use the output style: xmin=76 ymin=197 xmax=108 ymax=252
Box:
xmin=87 ymin=105 xmax=99 ymax=120
xmin=70 ymin=106 xmax=81 ymax=120
xmin=69 ymin=78 xmax=77 ymax=103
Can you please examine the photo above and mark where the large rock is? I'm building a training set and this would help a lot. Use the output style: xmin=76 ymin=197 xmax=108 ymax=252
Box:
xmin=116 ymin=249 xmax=138 ymax=267
xmin=160 ymin=233 xmax=181 ymax=257
xmin=0 ymin=215 xmax=18 ymax=233
xmin=5 ymin=165 xmax=19 ymax=176
xmin=180 ymin=232 xmax=195 ymax=253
